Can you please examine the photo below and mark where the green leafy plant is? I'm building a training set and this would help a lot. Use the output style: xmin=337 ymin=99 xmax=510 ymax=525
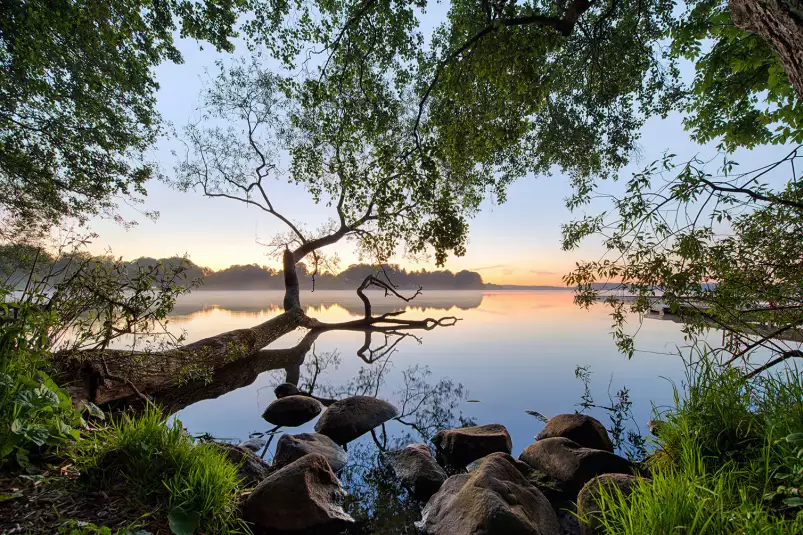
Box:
xmin=0 ymin=296 xmax=83 ymax=468
xmin=765 ymin=432 xmax=803 ymax=508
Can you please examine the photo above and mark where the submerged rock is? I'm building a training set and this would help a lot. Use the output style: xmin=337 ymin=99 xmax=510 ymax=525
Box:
xmin=577 ymin=473 xmax=642 ymax=535
xmin=536 ymin=414 xmax=613 ymax=453
xmin=419 ymin=452 xmax=560 ymax=535
xmin=519 ymin=437 xmax=634 ymax=499
xmin=432 ymin=424 xmax=512 ymax=468
xmin=242 ymin=453 xmax=354 ymax=534
xmin=384 ymin=444 xmax=448 ymax=501
xmin=274 ymin=383 xmax=300 ymax=398
xmin=239 ymin=436 xmax=267 ymax=453
xmin=211 ymin=442 xmax=271 ymax=486
xmin=273 ymin=432 xmax=348 ymax=472
xmin=262 ymin=395 xmax=323 ymax=427
xmin=314 ymin=396 xmax=398 ymax=445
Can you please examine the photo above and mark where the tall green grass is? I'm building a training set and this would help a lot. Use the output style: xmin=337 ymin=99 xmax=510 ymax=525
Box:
xmin=76 ymin=407 xmax=248 ymax=534
xmin=585 ymin=357 xmax=803 ymax=534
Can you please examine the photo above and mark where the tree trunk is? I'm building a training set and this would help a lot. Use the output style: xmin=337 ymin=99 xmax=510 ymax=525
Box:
xmin=730 ymin=0 xmax=803 ymax=98
xmin=283 ymin=249 xmax=301 ymax=311
xmin=58 ymin=307 xmax=310 ymax=404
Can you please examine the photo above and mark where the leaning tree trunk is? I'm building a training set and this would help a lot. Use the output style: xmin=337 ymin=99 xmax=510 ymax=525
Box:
xmin=58 ymin=307 xmax=310 ymax=405
xmin=730 ymin=0 xmax=803 ymax=98
xmin=283 ymin=248 xmax=301 ymax=311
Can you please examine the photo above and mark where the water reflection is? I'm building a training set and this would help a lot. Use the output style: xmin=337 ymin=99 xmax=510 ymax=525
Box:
xmin=168 ymin=290 xmax=484 ymax=321
xmin=162 ymin=290 xmax=703 ymax=531
xmin=174 ymin=290 xmax=691 ymax=453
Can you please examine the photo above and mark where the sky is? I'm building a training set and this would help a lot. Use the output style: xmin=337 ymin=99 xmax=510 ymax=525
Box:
xmin=81 ymin=11 xmax=795 ymax=287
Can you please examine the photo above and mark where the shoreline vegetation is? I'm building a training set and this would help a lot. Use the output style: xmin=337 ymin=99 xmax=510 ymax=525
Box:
xmin=1 ymin=0 xmax=802 ymax=531
xmin=2 ymin=332 xmax=803 ymax=534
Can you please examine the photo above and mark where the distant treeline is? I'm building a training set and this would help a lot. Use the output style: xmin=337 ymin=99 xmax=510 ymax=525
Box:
xmin=198 ymin=261 xmax=486 ymax=290
xmin=0 ymin=245 xmax=486 ymax=291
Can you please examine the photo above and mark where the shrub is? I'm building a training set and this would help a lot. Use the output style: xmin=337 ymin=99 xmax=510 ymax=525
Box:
xmin=0 ymin=299 xmax=84 ymax=469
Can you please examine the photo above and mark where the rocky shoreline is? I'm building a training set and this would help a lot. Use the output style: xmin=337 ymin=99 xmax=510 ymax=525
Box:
xmin=224 ymin=392 xmax=647 ymax=535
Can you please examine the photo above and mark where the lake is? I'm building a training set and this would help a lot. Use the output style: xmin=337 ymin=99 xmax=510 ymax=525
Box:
xmin=168 ymin=290 xmax=697 ymax=458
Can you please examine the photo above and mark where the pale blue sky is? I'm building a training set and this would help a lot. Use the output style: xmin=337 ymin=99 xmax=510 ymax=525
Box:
xmin=83 ymin=14 xmax=794 ymax=286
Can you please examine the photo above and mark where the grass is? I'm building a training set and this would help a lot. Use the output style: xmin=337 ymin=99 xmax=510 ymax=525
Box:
xmin=75 ymin=407 xmax=249 ymax=534
xmin=583 ymin=357 xmax=803 ymax=534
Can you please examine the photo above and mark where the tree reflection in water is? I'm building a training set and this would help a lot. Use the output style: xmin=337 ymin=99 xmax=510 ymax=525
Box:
xmin=267 ymin=333 xmax=474 ymax=534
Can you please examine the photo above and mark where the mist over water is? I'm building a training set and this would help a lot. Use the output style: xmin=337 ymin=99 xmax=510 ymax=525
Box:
xmin=172 ymin=290 xmax=696 ymax=455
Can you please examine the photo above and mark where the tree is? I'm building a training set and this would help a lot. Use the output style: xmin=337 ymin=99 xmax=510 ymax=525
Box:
xmin=670 ymin=0 xmax=802 ymax=151
xmin=730 ymin=0 xmax=803 ymax=99
xmin=56 ymin=56 xmax=465 ymax=404
xmin=173 ymin=55 xmax=482 ymax=308
xmin=563 ymin=146 xmax=803 ymax=374
xmin=0 ymin=0 xmax=243 ymax=235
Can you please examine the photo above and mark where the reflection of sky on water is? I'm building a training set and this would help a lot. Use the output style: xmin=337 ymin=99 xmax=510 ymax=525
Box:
xmin=173 ymin=290 xmax=701 ymax=457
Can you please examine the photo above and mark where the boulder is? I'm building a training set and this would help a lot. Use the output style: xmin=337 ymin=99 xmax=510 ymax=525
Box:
xmin=466 ymin=453 xmax=534 ymax=476
xmin=262 ymin=395 xmax=323 ymax=427
xmin=419 ymin=452 xmax=560 ymax=535
xmin=273 ymin=432 xmax=348 ymax=472
xmin=242 ymin=453 xmax=354 ymax=534
xmin=432 ymin=424 xmax=512 ymax=468
xmin=536 ymin=414 xmax=613 ymax=452
xmin=211 ymin=442 xmax=271 ymax=486
xmin=384 ymin=444 xmax=448 ymax=501
xmin=274 ymin=383 xmax=300 ymax=398
xmin=577 ymin=473 xmax=642 ymax=535
xmin=314 ymin=396 xmax=398 ymax=445
xmin=239 ymin=436 xmax=267 ymax=453
xmin=519 ymin=437 xmax=634 ymax=499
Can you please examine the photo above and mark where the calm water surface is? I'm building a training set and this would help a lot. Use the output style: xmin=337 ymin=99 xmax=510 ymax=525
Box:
xmin=169 ymin=290 xmax=695 ymax=456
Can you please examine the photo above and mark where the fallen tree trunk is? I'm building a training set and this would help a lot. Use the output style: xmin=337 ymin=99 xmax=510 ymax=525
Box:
xmin=57 ymin=308 xmax=310 ymax=405
xmin=57 ymin=275 xmax=458 ymax=406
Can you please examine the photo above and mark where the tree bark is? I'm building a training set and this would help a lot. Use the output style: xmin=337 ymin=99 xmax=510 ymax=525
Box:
xmin=58 ymin=307 xmax=309 ymax=404
xmin=283 ymin=248 xmax=301 ymax=311
xmin=730 ymin=0 xmax=803 ymax=98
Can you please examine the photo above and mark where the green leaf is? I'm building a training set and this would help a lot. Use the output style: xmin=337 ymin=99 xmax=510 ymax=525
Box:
xmin=10 ymin=419 xmax=23 ymax=435
xmin=0 ymin=492 xmax=22 ymax=502
xmin=786 ymin=433 xmax=803 ymax=444
xmin=23 ymin=424 xmax=50 ymax=446
xmin=0 ymin=372 xmax=15 ymax=389
xmin=14 ymin=385 xmax=61 ymax=411
xmin=784 ymin=496 xmax=803 ymax=507
xmin=168 ymin=508 xmax=200 ymax=535
xmin=78 ymin=400 xmax=106 ymax=421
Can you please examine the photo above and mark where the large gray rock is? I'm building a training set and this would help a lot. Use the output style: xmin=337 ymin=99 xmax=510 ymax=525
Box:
xmin=314 ymin=396 xmax=398 ymax=445
xmin=242 ymin=453 xmax=354 ymax=534
xmin=519 ymin=437 xmax=634 ymax=499
xmin=262 ymin=395 xmax=323 ymax=427
xmin=577 ymin=473 xmax=642 ymax=535
xmin=211 ymin=442 xmax=271 ymax=486
xmin=273 ymin=432 xmax=348 ymax=472
xmin=419 ymin=452 xmax=560 ymax=535
xmin=432 ymin=424 xmax=512 ymax=468
xmin=536 ymin=414 xmax=613 ymax=453
xmin=384 ymin=444 xmax=448 ymax=501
